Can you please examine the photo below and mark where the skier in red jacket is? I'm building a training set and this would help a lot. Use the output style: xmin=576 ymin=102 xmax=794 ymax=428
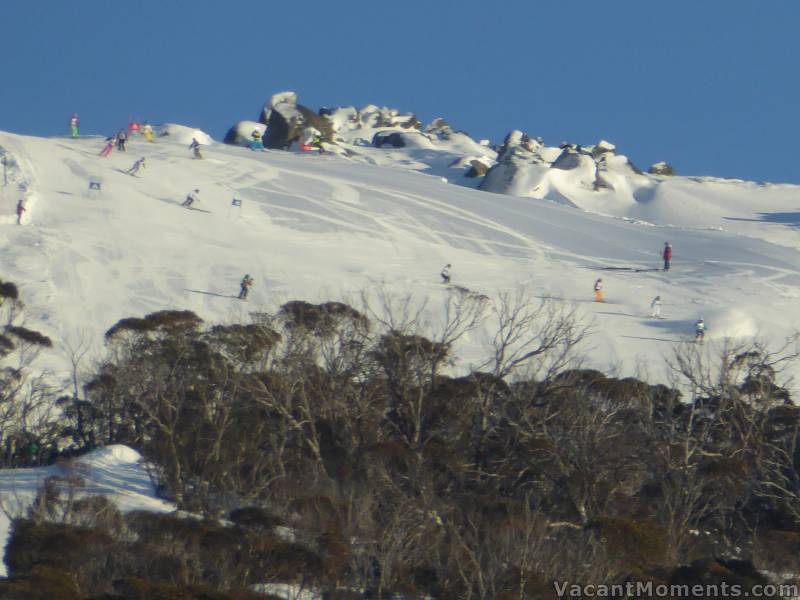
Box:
xmin=663 ymin=242 xmax=673 ymax=271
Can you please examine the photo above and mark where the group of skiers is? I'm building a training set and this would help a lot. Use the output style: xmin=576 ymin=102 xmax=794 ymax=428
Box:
xmin=67 ymin=112 xmax=704 ymax=335
xmin=594 ymin=242 xmax=704 ymax=340
xmin=96 ymin=124 xmax=157 ymax=158
xmin=70 ymin=114 xmax=155 ymax=143
xmin=599 ymin=242 xmax=704 ymax=340
xmin=442 ymin=241 xmax=706 ymax=342
xmin=65 ymin=114 xmax=256 ymax=302
xmin=648 ymin=295 xmax=705 ymax=342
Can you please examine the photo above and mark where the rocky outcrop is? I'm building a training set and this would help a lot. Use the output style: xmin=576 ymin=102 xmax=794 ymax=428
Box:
xmin=359 ymin=105 xmax=420 ymax=130
xmin=465 ymin=159 xmax=490 ymax=178
xmin=259 ymin=92 xmax=333 ymax=150
xmin=648 ymin=161 xmax=676 ymax=176
xmin=425 ymin=117 xmax=454 ymax=139
xmin=591 ymin=139 xmax=616 ymax=159
xmin=259 ymin=91 xmax=297 ymax=124
xmin=497 ymin=130 xmax=543 ymax=158
xmin=551 ymin=147 xmax=585 ymax=171
xmin=372 ymin=131 xmax=407 ymax=148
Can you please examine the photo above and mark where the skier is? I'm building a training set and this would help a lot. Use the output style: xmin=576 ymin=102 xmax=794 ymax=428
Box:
xmin=116 ymin=130 xmax=128 ymax=152
xmin=695 ymin=318 xmax=706 ymax=343
xmin=238 ymin=274 xmax=254 ymax=299
xmin=125 ymin=157 xmax=146 ymax=176
xmin=663 ymin=242 xmax=673 ymax=271
xmin=440 ymin=263 xmax=451 ymax=284
xmin=99 ymin=135 xmax=116 ymax=157
xmin=650 ymin=295 xmax=662 ymax=318
xmin=69 ymin=113 xmax=79 ymax=138
xmin=250 ymin=129 xmax=264 ymax=151
xmin=181 ymin=189 xmax=199 ymax=208
xmin=300 ymin=127 xmax=321 ymax=153
xmin=189 ymin=138 xmax=203 ymax=159
xmin=16 ymin=199 xmax=25 ymax=225
xmin=594 ymin=278 xmax=604 ymax=302
xmin=142 ymin=122 xmax=155 ymax=143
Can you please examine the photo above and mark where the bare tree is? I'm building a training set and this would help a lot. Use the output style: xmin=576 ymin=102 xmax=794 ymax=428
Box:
xmin=60 ymin=328 xmax=95 ymax=402
xmin=483 ymin=290 xmax=590 ymax=380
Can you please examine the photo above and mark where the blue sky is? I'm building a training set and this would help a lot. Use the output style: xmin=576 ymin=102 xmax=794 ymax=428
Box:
xmin=1 ymin=1 xmax=797 ymax=183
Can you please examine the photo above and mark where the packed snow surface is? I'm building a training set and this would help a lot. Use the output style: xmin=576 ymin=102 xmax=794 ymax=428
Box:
xmin=0 ymin=127 xmax=800 ymax=389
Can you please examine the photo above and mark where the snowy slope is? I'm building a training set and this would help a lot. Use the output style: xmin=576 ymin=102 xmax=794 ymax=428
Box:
xmin=0 ymin=445 xmax=173 ymax=577
xmin=0 ymin=128 xmax=800 ymax=391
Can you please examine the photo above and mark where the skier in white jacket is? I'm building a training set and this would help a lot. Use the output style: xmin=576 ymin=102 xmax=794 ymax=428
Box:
xmin=650 ymin=295 xmax=662 ymax=318
xmin=695 ymin=318 xmax=706 ymax=342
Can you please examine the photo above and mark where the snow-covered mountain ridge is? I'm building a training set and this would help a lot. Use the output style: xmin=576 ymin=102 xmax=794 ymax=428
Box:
xmin=226 ymin=92 xmax=800 ymax=253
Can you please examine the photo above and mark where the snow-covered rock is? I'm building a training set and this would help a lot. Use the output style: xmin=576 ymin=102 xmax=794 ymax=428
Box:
xmin=155 ymin=124 xmax=213 ymax=146
xmin=464 ymin=158 xmax=491 ymax=178
xmin=359 ymin=104 xmax=420 ymax=129
xmin=372 ymin=129 xmax=435 ymax=149
xmin=324 ymin=106 xmax=359 ymax=137
xmin=591 ymin=139 xmax=617 ymax=159
xmin=260 ymin=92 xmax=332 ymax=150
xmin=260 ymin=90 xmax=299 ymax=124
xmin=223 ymin=120 xmax=266 ymax=147
xmin=649 ymin=161 xmax=676 ymax=176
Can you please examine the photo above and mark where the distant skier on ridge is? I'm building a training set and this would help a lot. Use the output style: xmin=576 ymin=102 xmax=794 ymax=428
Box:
xmin=142 ymin=122 xmax=155 ymax=143
xmin=189 ymin=138 xmax=203 ymax=159
xmin=116 ymin=129 xmax=128 ymax=152
xmin=69 ymin=113 xmax=79 ymax=138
